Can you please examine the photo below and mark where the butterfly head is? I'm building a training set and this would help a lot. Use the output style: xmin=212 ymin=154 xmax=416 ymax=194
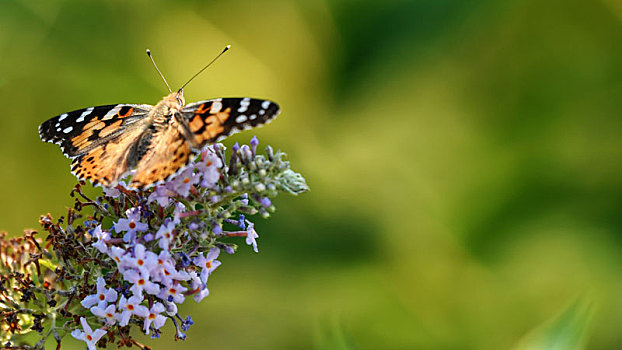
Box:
xmin=154 ymin=90 xmax=186 ymax=117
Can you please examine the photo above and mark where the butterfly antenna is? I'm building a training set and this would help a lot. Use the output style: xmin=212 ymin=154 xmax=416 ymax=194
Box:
xmin=146 ymin=49 xmax=172 ymax=93
xmin=179 ymin=45 xmax=231 ymax=92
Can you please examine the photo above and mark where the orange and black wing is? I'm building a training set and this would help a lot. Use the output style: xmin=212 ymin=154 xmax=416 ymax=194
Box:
xmin=180 ymin=98 xmax=280 ymax=149
xmin=39 ymin=104 xmax=153 ymax=186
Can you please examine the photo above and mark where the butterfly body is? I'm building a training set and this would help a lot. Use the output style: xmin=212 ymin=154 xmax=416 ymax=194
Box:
xmin=39 ymin=90 xmax=280 ymax=189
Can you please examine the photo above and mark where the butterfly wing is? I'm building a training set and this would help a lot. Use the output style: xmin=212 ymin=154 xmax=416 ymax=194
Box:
xmin=39 ymin=104 xmax=152 ymax=157
xmin=40 ymin=104 xmax=153 ymax=186
xmin=180 ymin=98 xmax=280 ymax=149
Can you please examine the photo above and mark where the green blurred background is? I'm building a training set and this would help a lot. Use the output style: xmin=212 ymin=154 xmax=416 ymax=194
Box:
xmin=1 ymin=0 xmax=622 ymax=349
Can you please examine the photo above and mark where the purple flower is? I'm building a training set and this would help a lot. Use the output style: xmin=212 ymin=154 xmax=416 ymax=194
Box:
xmin=260 ymin=197 xmax=272 ymax=208
xmin=240 ymin=193 xmax=249 ymax=206
xmin=245 ymin=221 xmax=259 ymax=253
xmin=115 ymin=207 xmax=148 ymax=243
xmin=178 ymin=252 xmax=192 ymax=268
xmin=152 ymin=258 xmax=190 ymax=284
xmin=172 ymin=202 xmax=186 ymax=225
xmin=187 ymin=271 xmax=201 ymax=289
xmin=123 ymin=244 xmax=158 ymax=275
xmin=102 ymin=186 xmax=121 ymax=198
xmin=118 ymin=295 xmax=149 ymax=326
xmin=108 ymin=246 xmax=128 ymax=271
xmin=164 ymin=300 xmax=178 ymax=316
xmin=212 ymin=223 xmax=222 ymax=235
xmin=155 ymin=221 xmax=176 ymax=251
xmin=91 ymin=304 xmax=119 ymax=325
xmin=80 ymin=277 xmax=118 ymax=309
xmin=124 ymin=269 xmax=161 ymax=296
xmin=179 ymin=315 xmax=194 ymax=331
xmin=170 ymin=166 xmax=200 ymax=197
xmin=148 ymin=185 xmax=176 ymax=207
xmin=197 ymin=150 xmax=222 ymax=188
xmin=158 ymin=281 xmax=188 ymax=304
xmin=193 ymin=284 xmax=210 ymax=303
xmin=71 ymin=317 xmax=107 ymax=350
xmin=193 ymin=247 xmax=221 ymax=283
xmin=250 ymin=135 xmax=259 ymax=156
xmin=91 ymin=225 xmax=110 ymax=254
xmin=143 ymin=302 xmax=167 ymax=335
xmin=237 ymin=214 xmax=246 ymax=229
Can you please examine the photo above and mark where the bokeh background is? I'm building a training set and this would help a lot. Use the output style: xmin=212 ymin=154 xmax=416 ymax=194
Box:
xmin=1 ymin=0 xmax=622 ymax=349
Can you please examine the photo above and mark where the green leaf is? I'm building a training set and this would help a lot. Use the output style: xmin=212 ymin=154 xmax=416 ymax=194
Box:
xmin=512 ymin=298 xmax=593 ymax=350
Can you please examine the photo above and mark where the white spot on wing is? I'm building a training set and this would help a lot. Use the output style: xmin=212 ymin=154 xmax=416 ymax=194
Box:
xmin=261 ymin=101 xmax=271 ymax=109
xmin=210 ymin=101 xmax=223 ymax=113
xmin=235 ymin=115 xmax=248 ymax=123
xmin=102 ymin=106 xmax=121 ymax=120
xmin=238 ymin=98 xmax=251 ymax=113
xmin=259 ymin=109 xmax=265 ymax=115
xmin=249 ymin=114 xmax=257 ymax=120
xmin=76 ymin=107 xmax=94 ymax=123
xmin=63 ymin=126 xmax=73 ymax=133
xmin=58 ymin=113 xmax=68 ymax=121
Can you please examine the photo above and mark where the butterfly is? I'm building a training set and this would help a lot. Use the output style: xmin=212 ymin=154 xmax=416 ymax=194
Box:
xmin=39 ymin=47 xmax=280 ymax=189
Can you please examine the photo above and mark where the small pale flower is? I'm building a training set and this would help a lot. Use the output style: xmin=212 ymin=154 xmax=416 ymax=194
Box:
xmin=114 ymin=207 xmax=148 ymax=243
xmin=143 ymin=302 xmax=167 ymax=335
xmin=155 ymin=250 xmax=172 ymax=267
xmin=91 ymin=225 xmax=110 ymax=254
xmin=148 ymin=185 xmax=175 ymax=207
xmin=159 ymin=281 xmax=188 ymax=304
xmin=124 ymin=269 xmax=161 ymax=296
xmin=170 ymin=166 xmax=200 ymax=197
xmin=193 ymin=247 xmax=221 ymax=283
xmin=172 ymin=202 xmax=186 ymax=225
xmin=108 ymin=246 xmax=127 ymax=271
xmin=152 ymin=256 xmax=190 ymax=284
xmin=245 ymin=221 xmax=259 ymax=253
xmin=155 ymin=221 xmax=176 ymax=251
xmin=71 ymin=317 xmax=107 ymax=350
xmin=260 ymin=197 xmax=272 ymax=208
xmin=123 ymin=243 xmax=158 ymax=275
xmin=102 ymin=186 xmax=121 ymax=198
xmin=118 ymin=295 xmax=149 ymax=326
xmin=91 ymin=304 xmax=119 ymax=325
xmin=187 ymin=271 xmax=202 ymax=291
xmin=80 ymin=277 xmax=118 ymax=309
xmin=250 ymin=135 xmax=259 ymax=156
xmin=193 ymin=284 xmax=210 ymax=303
xmin=197 ymin=151 xmax=222 ymax=188
xmin=164 ymin=300 xmax=178 ymax=316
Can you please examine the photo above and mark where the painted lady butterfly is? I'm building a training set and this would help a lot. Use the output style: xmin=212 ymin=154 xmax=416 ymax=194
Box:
xmin=39 ymin=47 xmax=280 ymax=189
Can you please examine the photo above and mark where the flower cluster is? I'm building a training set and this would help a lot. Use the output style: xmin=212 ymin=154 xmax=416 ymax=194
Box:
xmin=0 ymin=137 xmax=308 ymax=350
